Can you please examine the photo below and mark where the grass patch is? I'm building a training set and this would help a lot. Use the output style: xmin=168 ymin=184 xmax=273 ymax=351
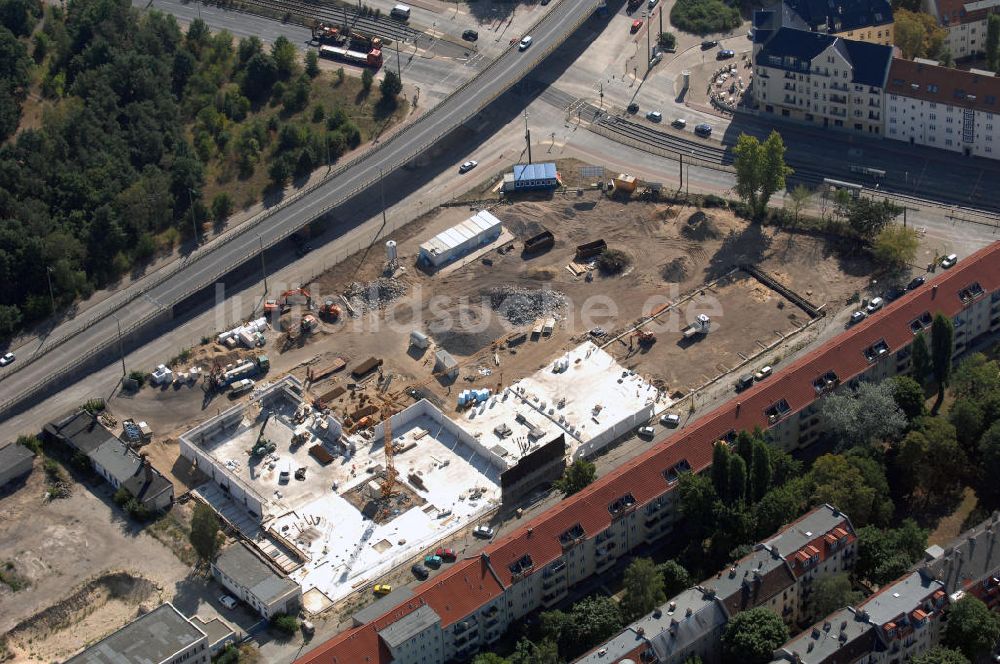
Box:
xmin=670 ymin=0 xmax=742 ymax=35
xmin=0 ymin=562 xmax=29 ymax=592
xmin=147 ymin=511 xmax=199 ymax=567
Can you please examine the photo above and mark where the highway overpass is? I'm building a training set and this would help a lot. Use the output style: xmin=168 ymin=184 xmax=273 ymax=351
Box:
xmin=0 ymin=0 xmax=602 ymax=418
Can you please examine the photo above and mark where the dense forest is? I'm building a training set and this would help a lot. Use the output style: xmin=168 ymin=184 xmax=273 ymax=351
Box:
xmin=0 ymin=0 xmax=396 ymax=338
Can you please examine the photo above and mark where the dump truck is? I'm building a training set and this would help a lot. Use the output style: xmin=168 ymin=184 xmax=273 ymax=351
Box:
xmin=681 ymin=314 xmax=712 ymax=339
xmin=215 ymin=355 xmax=270 ymax=389
xmin=523 ymin=229 xmax=555 ymax=254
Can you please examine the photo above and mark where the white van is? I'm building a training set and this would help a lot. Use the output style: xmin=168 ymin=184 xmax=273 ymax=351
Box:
xmin=390 ymin=4 xmax=411 ymax=20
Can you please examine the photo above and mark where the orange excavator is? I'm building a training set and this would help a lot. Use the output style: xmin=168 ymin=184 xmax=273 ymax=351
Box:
xmin=264 ymin=288 xmax=312 ymax=315
xmin=319 ymin=298 xmax=342 ymax=321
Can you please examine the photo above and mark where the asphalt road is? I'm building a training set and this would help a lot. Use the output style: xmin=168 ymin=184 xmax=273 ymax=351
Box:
xmin=0 ymin=0 xmax=600 ymax=418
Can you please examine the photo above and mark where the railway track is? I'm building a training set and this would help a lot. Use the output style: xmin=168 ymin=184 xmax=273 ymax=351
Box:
xmin=597 ymin=115 xmax=732 ymax=165
xmin=220 ymin=0 xmax=421 ymax=43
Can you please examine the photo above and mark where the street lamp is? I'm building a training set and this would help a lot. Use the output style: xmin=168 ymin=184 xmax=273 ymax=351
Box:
xmin=188 ymin=188 xmax=201 ymax=245
xmin=46 ymin=266 xmax=55 ymax=313
xmin=259 ymin=235 xmax=268 ymax=292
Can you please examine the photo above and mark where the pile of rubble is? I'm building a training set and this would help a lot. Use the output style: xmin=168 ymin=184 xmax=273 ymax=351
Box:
xmin=487 ymin=286 xmax=567 ymax=326
xmin=344 ymin=278 xmax=408 ymax=313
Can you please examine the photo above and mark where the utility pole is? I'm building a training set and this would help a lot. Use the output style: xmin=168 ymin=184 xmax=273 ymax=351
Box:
xmin=259 ymin=235 xmax=268 ymax=292
xmin=659 ymin=7 xmax=663 ymax=42
xmin=379 ymin=168 xmax=388 ymax=230
xmin=679 ymin=153 xmax=683 ymax=190
xmin=524 ymin=110 xmax=532 ymax=164
xmin=188 ymin=188 xmax=200 ymax=245
xmin=112 ymin=313 xmax=126 ymax=380
xmin=46 ymin=266 xmax=55 ymax=313
xmin=395 ymin=38 xmax=402 ymax=85
xmin=646 ymin=14 xmax=651 ymax=72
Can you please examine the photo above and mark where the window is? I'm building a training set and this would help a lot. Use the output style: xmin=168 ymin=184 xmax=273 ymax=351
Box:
xmin=987 ymin=124 xmax=994 ymax=131
xmin=928 ymin=84 xmax=939 ymax=93
xmin=930 ymin=113 xmax=936 ymax=120
xmin=946 ymin=139 xmax=953 ymax=145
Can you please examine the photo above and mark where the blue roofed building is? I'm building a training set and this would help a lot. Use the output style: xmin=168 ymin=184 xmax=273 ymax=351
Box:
xmin=751 ymin=26 xmax=892 ymax=135
xmin=503 ymin=163 xmax=559 ymax=192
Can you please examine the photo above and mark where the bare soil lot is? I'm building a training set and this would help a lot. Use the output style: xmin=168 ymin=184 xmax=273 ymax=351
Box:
xmin=0 ymin=466 xmax=190 ymax=663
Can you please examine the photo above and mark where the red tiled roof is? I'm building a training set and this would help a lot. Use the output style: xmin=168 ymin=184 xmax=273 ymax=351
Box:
xmin=421 ymin=555 xmax=505 ymax=628
xmin=298 ymin=242 xmax=1000 ymax=664
xmin=888 ymin=58 xmax=1000 ymax=115
xmin=931 ymin=0 xmax=994 ymax=26
xmin=297 ymin=598 xmax=427 ymax=664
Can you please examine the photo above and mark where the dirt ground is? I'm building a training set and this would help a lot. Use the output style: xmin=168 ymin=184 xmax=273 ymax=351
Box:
xmin=0 ymin=466 xmax=191 ymax=662
xmin=109 ymin=190 xmax=878 ymax=445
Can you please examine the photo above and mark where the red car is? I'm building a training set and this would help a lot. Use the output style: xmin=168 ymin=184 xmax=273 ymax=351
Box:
xmin=435 ymin=547 xmax=457 ymax=561
xmin=631 ymin=19 xmax=643 ymax=33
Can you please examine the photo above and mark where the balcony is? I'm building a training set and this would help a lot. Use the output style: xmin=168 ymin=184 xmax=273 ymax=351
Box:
xmin=830 ymin=108 xmax=847 ymax=118
xmin=559 ymin=524 xmax=585 ymax=550
xmin=830 ymin=82 xmax=849 ymax=92
xmin=784 ymin=83 xmax=797 ymax=91
xmin=863 ymin=339 xmax=891 ymax=363
xmin=784 ymin=96 xmax=797 ymax=105
xmin=960 ymin=282 xmax=985 ymax=304
xmin=608 ymin=492 xmax=636 ymax=517
xmin=542 ymin=587 xmax=567 ymax=607
xmin=544 ymin=561 xmax=566 ymax=577
xmin=829 ymin=94 xmax=847 ymax=104
xmin=765 ymin=399 xmax=792 ymax=424
xmin=813 ymin=371 xmax=839 ymax=395
xmin=868 ymin=112 xmax=881 ymax=121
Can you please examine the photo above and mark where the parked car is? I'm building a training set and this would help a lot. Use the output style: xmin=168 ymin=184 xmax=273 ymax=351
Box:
xmin=462 ymin=29 xmax=479 ymax=41
xmin=735 ymin=374 xmax=754 ymax=391
xmin=717 ymin=49 xmax=735 ymax=59
xmin=700 ymin=39 xmax=718 ymax=49
xmin=424 ymin=554 xmax=443 ymax=569
xmin=0 ymin=352 xmax=14 ymax=367
xmin=660 ymin=413 xmax=681 ymax=427
xmin=631 ymin=19 xmax=643 ymax=32
xmin=850 ymin=311 xmax=867 ymax=325
xmin=436 ymin=547 xmax=457 ymax=561
xmin=301 ymin=620 xmax=315 ymax=637
xmin=907 ymin=276 xmax=926 ymax=290
xmin=637 ymin=426 xmax=656 ymax=438
xmin=627 ymin=102 xmax=640 ymax=113
xmin=474 ymin=525 xmax=495 ymax=539
xmin=885 ymin=287 xmax=906 ymax=302
xmin=459 ymin=160 xmax=478 ymax=173
xmin=671 ymin=118 xmax=687 ymax=129
xmin=646 ymin=111 xmax=662 ymax=122
xmin=694 ymin=123 xmax=712 ymax=137
xmin=754 ymin=365 xmax=773 ymax=381
xmin=648 ymin=0 xmax=659 ymax=7
xmin=219 ymin=595 xmax=237 ymax=610
xmin=519 ymin=35 xmax=533 ymax=50
xmin=941 ymin=253 xmax=958 ymax=268
xmin=411 ymin=564 xmax=429 ymax=579
xmin=865 ymin=297 xmax=884 ymax=314
xmin=374 ymin=583 xmax=392 ymax=595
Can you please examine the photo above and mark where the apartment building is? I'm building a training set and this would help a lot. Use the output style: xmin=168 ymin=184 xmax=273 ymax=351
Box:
xmin=886 ymin=57 xmax=1000 ymax=160
xmin=771 ymin=571 xmax=947 ymax=664
xmin=786 ymin=0 xmax=894 ymax=44
xmin=923 ymin=0 xmax=1000 ymax=59
xmin=66 ymin=603 xmax=211 ymax=664
xmin=298 ymin=243 xmax=1000 ymax=664
xmin=752 ymin=27 xmax=892 ymax=135
xmin=922 ymin=512 xmax=1000 ymax=608
xmin=573 ymin=505 xmax=857 ymax=664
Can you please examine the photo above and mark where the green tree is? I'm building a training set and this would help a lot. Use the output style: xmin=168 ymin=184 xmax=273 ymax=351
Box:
xmin=944 ymin=595 xmax=1000 ymax=661
xmin=732 ymin=131 xmax=793 ymax=218
xmin=806 ymin=573 xmax=859 ymax=620
xmin=721 ymin=608 xmax=789 ymax=664
xmin=679 ymin=471 xmax=720 ymax=539
xmin=190 ymin=503 xmax=222 ymax=562
xmin=271 ymin=613 xmax=298 ymax=635
xmin=728 ymin=454 xmax=747 ymax=506
xmin=892 ymin=375 xmax=926 ymax=421
xmin=912 ymin=331 xmax=932 ymax=385
xmin=211 ymin=193 xmax=233 ymax=224
xmin=975 ymin=421 xmax=1000 ymax=508
xmin=787 ymin=184 xmax=812 ymax=225
xmin=987 ymin=14 xmax=1000 ymax=71
xmin=872 ymin=225 xmax=919 ymax=270
xmin=952 ymin=353 xmax=1000 ymax=403
xmin=305 ymin=48 xmax=320 ymax=77
xmin=657 ymin=560 xmax=691 ymax=596
xmin=0 ymin=0 xmax=38 ymax=36
xmin=911 ymin=647 xmax=970 ymax=664
xmin=846 ymin=197 xmax=903 ymax=239
xmin=271 ymin=35 xmax=297 ymax=79
xmin=509 ymin=638 xmax=560 ymax=664
xmin=553 ymin=459 xmax=596 ymax=496
xmin=949 ymin=398 xmax=984 ymax=456
xmin=711 ymin=442 xmax=731 ymax=502
xmin=242 ymin=52 xmax=278 ymax=101
xmin=809 ymin=454 xmax=893 ymax=527
xmin=361 ymin=67 xmax=374 ymax=92
xmin=380 ymin=69 xmax=402 ymax=101
xmin=472 ymin=654 xmax=509 ymax=664
xmin=657 ymin=31 xmax=676 ymax=50
xmin=750 ymin=439 xmax=772 ymax=503
xmin=565 ymin=596 xmax=623 ymax=656
xmin=856 ymin=519 xmax=928 ymax=585
xmin=753 ymin=479 xmax=808 ymax=538
xmin=894 ymin=9 xmax=948 ymax=59
xmin=622 ymin=558 xmax=665 ymax=621
xmin=820 ymin=381 xmax=907 ymax=450
xmin=931 ymin=313 xmax=955 ymax=405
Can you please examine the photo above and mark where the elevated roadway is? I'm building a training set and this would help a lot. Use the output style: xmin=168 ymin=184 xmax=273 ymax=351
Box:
xmin=0 ymin=0 xmax=601 ymax=419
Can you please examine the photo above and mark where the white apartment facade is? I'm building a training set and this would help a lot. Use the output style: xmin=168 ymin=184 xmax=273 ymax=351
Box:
xmin=752 ymin=28 xmax=892 ymax=135
xmin=923 ymin=0 xmax=999 ymax=59
xmin=886 ymin=57 xmax=1000 ymax=160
